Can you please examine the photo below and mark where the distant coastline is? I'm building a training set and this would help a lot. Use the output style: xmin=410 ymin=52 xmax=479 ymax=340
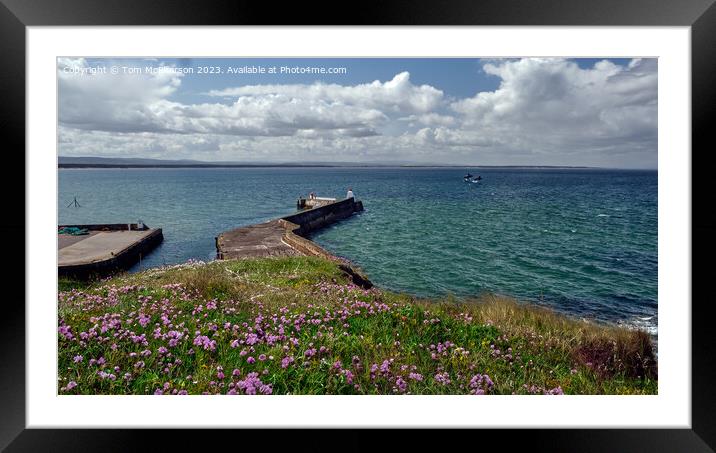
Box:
xmin=59 ymin=164 xmax=600 ymax=169
xmin=57 ymin=156 xmax=626 ymax=170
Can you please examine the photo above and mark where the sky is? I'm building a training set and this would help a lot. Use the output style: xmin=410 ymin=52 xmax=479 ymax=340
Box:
xmin=57 ymin=57 xmax=657 ymax=168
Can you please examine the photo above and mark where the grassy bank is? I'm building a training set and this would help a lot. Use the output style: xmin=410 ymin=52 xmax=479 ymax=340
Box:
xmin=58 ymin=257 xmax=657 ymax=395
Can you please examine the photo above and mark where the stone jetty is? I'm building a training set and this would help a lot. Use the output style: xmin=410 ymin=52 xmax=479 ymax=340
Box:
xmin=216 ymin=196 xmax=371 ymax=287
xmin=58 ymin=223 xmax=163 ymax=279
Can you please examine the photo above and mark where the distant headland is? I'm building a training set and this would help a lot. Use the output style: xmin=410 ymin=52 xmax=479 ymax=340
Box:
xmin=58 ymin=156 xmax=600 ymax=169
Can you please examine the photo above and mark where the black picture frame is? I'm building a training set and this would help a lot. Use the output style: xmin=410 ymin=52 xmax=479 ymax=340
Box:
xmin=2 ymin=0 xmax=714 ymax=450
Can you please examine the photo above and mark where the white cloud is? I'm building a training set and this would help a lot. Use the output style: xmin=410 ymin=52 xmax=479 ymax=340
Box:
xmin=58 ymin=59 xmax=657 ymax=167
xmin=415 ymin=127 xmax=499 ymax=148
xmin=145 ymin=97 xmax=388 ymax=137
xmin=450 ymin=58 xmax=657 ymax=155
xmin=59 ymin=60 xmax=399 ymax=137
xmin=58 ymin=58 xmax=184 ymax=133
xmin=208 ymin=72 xmax=444 ymax=114
xmin=400 ymin=113 xmax=457 ymax=127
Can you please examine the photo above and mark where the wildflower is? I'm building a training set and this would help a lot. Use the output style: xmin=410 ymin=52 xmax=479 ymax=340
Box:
xmin=281 ymin=356 xmax=295 ymax=369
xmin=73 ymin=355 xmax=83 ymax=363
xmin=138 ymin=314 xmax=151 ymax=327
xmin=380 ymin=360 xmax=391 ymax=375
xmin=468 ymin=374 xmax=494 ymax=395
xmin=192 ymin=335 xmax=216 ymax=351
xmin=58 ymin=325 xmax=74 ymax=340
xmin=434 ymin=372 xmax=451 ymax=386
xmin=394 ymin=377 xmax=408 ymax=394
xmin=235 ymin=372 xmax=273 ymax=395
xmin=247 ymin=356 xmax=256 ymax=364
xmin=258 ymin=354 xmax=267 ymax=361
xmin=166 ymin=330 xmax=184 ymax=347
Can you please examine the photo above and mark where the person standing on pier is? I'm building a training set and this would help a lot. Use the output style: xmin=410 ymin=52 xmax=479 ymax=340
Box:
xmin=346 ymin=188 xmax=354 ymax=199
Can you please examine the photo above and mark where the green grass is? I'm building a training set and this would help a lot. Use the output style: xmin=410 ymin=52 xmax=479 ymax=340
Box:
xmin=57 ymin=256 xmax=657 ymax=395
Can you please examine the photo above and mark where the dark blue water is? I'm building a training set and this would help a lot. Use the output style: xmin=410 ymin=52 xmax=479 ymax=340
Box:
xmin=58 ymin=167 xmax=657 ymax=333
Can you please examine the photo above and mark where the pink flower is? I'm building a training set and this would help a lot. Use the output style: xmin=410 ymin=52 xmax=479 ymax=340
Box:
xmin=434 ymin=372 xmax=451 ymax=386
xmin=281 ymin=356 xmax=294 ymax=369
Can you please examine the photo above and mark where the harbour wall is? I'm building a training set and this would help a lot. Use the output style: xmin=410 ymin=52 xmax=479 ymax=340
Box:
xmin=283 ymin=198 xmax=363 ymax=236
xmin=58 ymin=226 xmax=163 ymax=279
xmin=216 ymin=197 xmax=370 ymax=287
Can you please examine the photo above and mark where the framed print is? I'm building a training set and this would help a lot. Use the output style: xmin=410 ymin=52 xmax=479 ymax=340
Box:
xmin=3 ymin=0 xmax=715 ymax=450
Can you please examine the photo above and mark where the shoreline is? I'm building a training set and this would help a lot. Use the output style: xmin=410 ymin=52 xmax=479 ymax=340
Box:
xmin=215 ymin=196 xmax=372 ymax=287
xmin=60 ymin=193 xmax=656 ymax=344
xmin=58 ymin=164 xmax=656 ymax=171
xmin=121 ymin=199 xmax=655 ymax=342
xmin=58 ymin=255 xmax=657 ymax=395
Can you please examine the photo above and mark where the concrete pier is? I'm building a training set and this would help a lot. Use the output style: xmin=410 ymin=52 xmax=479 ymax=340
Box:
xmin=297 ymin=196 xmax=336 ymax=209
xmin=214 ymin=219 xmax=301 ymax=259
xmin=58 ymin=224 xmax=163 ymax=279
xmin=216 ymin=197 xmax=370 ymax=287
xmin=217 ymin=197 xmax=363 ymax=260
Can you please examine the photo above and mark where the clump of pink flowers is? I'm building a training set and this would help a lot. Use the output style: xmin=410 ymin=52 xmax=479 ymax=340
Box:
xmin=234 ymin=372 xmax=273 ymax=395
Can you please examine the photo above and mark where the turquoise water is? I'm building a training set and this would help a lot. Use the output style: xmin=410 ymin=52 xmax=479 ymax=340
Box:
xmin=58 ymin=167 xmax=657 ymax=333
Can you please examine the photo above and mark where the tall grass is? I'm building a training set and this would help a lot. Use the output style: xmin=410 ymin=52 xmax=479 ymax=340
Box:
xmin=57 ymin=257 xmax=657 ymax=395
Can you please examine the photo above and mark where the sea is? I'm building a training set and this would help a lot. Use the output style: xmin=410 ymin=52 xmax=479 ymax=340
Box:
xmin=58 ymin=167 xmax=658 ymax=335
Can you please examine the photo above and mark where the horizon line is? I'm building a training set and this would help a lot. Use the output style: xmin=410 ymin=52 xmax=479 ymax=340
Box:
xmin=57 ymin=156 xmax=657 ymax=171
